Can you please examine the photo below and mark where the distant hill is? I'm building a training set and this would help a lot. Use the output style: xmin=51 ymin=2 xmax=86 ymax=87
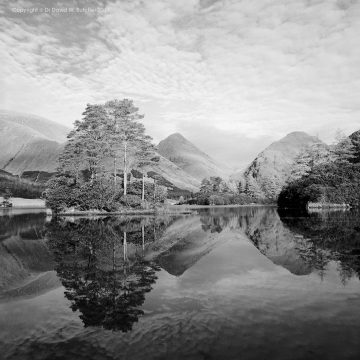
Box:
xmin=0 ymin=111 xmax=200 ymax=193
xmin=0 ymin=110 xmax=70 ymax=175
xmin=158 ymin=133 xmax=230 ymax=181
xmin=242 ymin=131 xmax=322 ymax=199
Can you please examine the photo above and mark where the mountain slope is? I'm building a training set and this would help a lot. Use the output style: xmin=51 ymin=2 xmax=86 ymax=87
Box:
xmin=146 ymin=154 xmax=200 ymax=191
xmin=243 ymin=131 xmax=322 ymax=199
xmin=158 ymin=133 xmax=229 ymax=181
xmin=0 ymin=111 xmax=200 ymax=191
xmin=0 ymin=110 xmax=70 ymax=174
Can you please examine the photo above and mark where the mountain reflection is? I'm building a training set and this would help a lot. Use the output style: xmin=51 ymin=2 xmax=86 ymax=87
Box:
xmin=46 ymin=217 xmax=172 ymax=332
xmin=278 ymin=209 xmax=360 ymax=284
xmin=0 ymin=212 xmax=46 ymax=241
xmin=44 ymin=208 xmax=360 ymax=332
xmin=198 ymin=207 xmax=360 ymax=282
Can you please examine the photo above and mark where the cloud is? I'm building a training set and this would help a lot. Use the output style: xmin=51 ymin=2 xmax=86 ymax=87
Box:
xmin=0 ymin=0 xmax=359 ymax=168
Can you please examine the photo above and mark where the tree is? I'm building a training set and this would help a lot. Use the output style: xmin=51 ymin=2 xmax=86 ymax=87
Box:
xmin=131 ymin=138 xmax=158 ymax=201
xmin=289 ymin=142 xmax=331 ymax=182
xmin=237 ymin=181 xmax=243 ymax=194
xmin=3 ymin=187 xmax=12 ymax=201
xmin=331 ymin=130 xmax=356 ymax=164
xmin=209 ymin=176 xmax=222 ymax=192
xmin=244 ymin=175 xmax=263 ymax=199
xmin=60 ymin=104 xmax=110 ymax=183
xmin=200 ymin=178 xmax=212 ymax=194
xmin=46 ymin=99 xmax=161 ymax=212
xmin=350 ymin=130 xmax=360 ymax=163
xmin=104 ymin=99 xmax=148 ymax=196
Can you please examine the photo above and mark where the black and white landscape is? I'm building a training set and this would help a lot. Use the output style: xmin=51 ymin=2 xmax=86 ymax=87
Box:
xmin=1 ymin=1 xmax=360 ymax=360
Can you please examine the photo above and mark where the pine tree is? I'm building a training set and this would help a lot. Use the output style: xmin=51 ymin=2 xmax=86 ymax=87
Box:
xmin=289 ymin=142 xmax=331 ymax=182
xmin=350 ymin=130 xmax=360 ymax=163
xmin=237 ymin=181 xmax=243 ymax=194
xmin=133 ymin=138 xmax=158 ymax=201
xmin=104 ymin=99 xmax=147 ymax=196
xmin=331 ymin=130 xmax=356 ymax=164
xmin=200 ymin=178 xmax=212 ymax=194
xmin=59 ymin=104 xmax=110 ymax=183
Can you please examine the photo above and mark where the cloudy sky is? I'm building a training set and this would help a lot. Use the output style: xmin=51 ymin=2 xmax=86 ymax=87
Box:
xmin=1 ymin=0 xmax=359 ymax=169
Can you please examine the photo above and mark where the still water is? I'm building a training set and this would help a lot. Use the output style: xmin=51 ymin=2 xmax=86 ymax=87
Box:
xmin=0 ymin=207 xmax=359 ymax=360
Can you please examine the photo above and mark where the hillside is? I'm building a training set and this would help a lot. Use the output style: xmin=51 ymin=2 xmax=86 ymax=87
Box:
xmin=158 ymin=133 xmax=230 ymax=181
xmin=278 ymin=129 xmax=360 ymax=208
xmin=0 ymin=111 xmax=201 ymax=193
xmin=243 ymin=132 xmax=322 ymax=200
xmin=0 ymin=110 xmax=69 ymax=174
xmin=145 ymin=154 xmax=200 ymax=192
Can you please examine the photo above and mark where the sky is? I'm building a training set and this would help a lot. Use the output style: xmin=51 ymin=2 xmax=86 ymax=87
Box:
xmin=1 ymin=0 xmax=360 ymax=169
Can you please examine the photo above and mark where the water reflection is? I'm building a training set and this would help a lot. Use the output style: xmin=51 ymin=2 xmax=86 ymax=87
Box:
xmin=0 ymin=211 xmax=46 ymax=241
xmin=1 ymin=208 xmax=360 ymax=360
xmin=196 ymin=207 xmax=360 ymax=282
xmin=0 ymin=211 xmax=55 ymax=295
xmin=46 ymin=217 xmax=172 ymax=332
xmin=2 ymin=207 xmax=360 ymax=333
xmin=278 ymin=209 xmax=360 ymax=284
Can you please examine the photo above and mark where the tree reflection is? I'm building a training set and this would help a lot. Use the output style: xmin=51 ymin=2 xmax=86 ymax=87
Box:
xmin=278 ymin=209 xmax=360 ymax=283
xmin=47 ymin=217 xmax=165 ymax=332
xmin=0 ymin=212 xmax=46 ymax=241
xmin=196 ymin=206 xmax=360 ymax=282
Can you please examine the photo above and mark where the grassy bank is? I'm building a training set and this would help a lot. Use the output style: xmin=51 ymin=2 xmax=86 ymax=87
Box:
xmin=175 ymin=204 xmax=277 ymax=209
xmin=58 ymin=206 xmax=195 ymax=216
xmin=0 ymin=197 xmax=46 ymax=208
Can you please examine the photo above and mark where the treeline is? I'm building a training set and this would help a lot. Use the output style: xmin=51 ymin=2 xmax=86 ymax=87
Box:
xmin=278 ymin=130 xmax=360 ymax=208
xmin=180 ymin=176 xmax=268 ymax=205
xmin=46 ymin=99 xmax=167 ymax=213
xmin=0 ymin=170 xmax=45 ymax=199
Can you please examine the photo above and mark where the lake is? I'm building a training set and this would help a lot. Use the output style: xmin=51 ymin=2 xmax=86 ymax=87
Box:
xmin=0 ymin=207 xmax=359 ymax=360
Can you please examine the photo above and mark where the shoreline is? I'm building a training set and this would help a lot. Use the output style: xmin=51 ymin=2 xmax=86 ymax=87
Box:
xmin=1 ymin=199 xmax=277 ymax=216
xmin=179 ymin=204 xmax=276 ymax=209
xmin=58 ymin=210 xmax=194 ymax=216
xmin=57 ymin=204 xmax=277 ymax=216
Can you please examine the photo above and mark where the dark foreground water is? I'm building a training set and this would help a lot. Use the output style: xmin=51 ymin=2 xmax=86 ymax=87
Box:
xmin=0 ymin=207 xmax=359 ymax=360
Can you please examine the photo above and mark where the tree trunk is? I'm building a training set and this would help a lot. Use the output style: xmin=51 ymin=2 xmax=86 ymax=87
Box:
xmin=153 ymin=179 xmax=156 ymax=202
xmin=112 ymin=241 xmax=116 ymax=271
xmin=123 ymin=142 xmax=127 ymax=196
xmin=114 ymin=156 xmax=117 ymax=193
xmin=123 ymin=231 xmax=127 ymax=262
xmin=142 ymin=173 xmax=145 ymax=201
xmin=142 ymin=225 xmax=145 ymax=251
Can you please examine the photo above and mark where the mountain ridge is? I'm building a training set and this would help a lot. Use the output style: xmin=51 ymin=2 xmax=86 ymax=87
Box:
xmin=241 ymin=131 xmax=322 ymax=199
xmin=0 ymin=110 xmax=200 ymax=191
xmin=158 ymin=132 xmax=230 ymax=181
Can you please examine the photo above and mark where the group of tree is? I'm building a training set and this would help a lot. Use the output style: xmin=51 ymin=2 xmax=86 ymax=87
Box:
xmin=278 ymin=130 xmax=360 ymax=208
xmin=278 ymin=209 xmax=360 ymax=284
xmin=185 ymin=176 xmax=258 ymax=205
xmin=0 ymin=170 xmax=44 ymax=199
xmin=46 ymin=99 xmax=167 ymax=213
xmin=46 ymin=217 xmax=167 ymax=331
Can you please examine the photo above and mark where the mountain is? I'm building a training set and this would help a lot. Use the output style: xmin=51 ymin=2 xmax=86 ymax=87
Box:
xmin=0 ymin=110 xmax=70 ymax=175
xmin=0 ymin=213 xmax=58 ymax=296
xmin=144 ymin=154 xmax=200 ymax=192
xmin=242 ymin=131 xmax=322 ymax=199
xmin=158 ymin=133 xmax=230 ymax=181
xmin=0 ymin=110 xmax=200 ymax=192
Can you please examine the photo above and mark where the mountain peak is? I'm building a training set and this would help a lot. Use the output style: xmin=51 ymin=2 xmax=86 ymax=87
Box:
xmin=158 ymin=133 xmax=229 ymax=181
xmin=242 ymin=131 xmax=322 ymax=200
xmin=283 ymin=131 xmax=319 ymax=141
xmin=163 ymin=132 xmax=190 ymax=143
